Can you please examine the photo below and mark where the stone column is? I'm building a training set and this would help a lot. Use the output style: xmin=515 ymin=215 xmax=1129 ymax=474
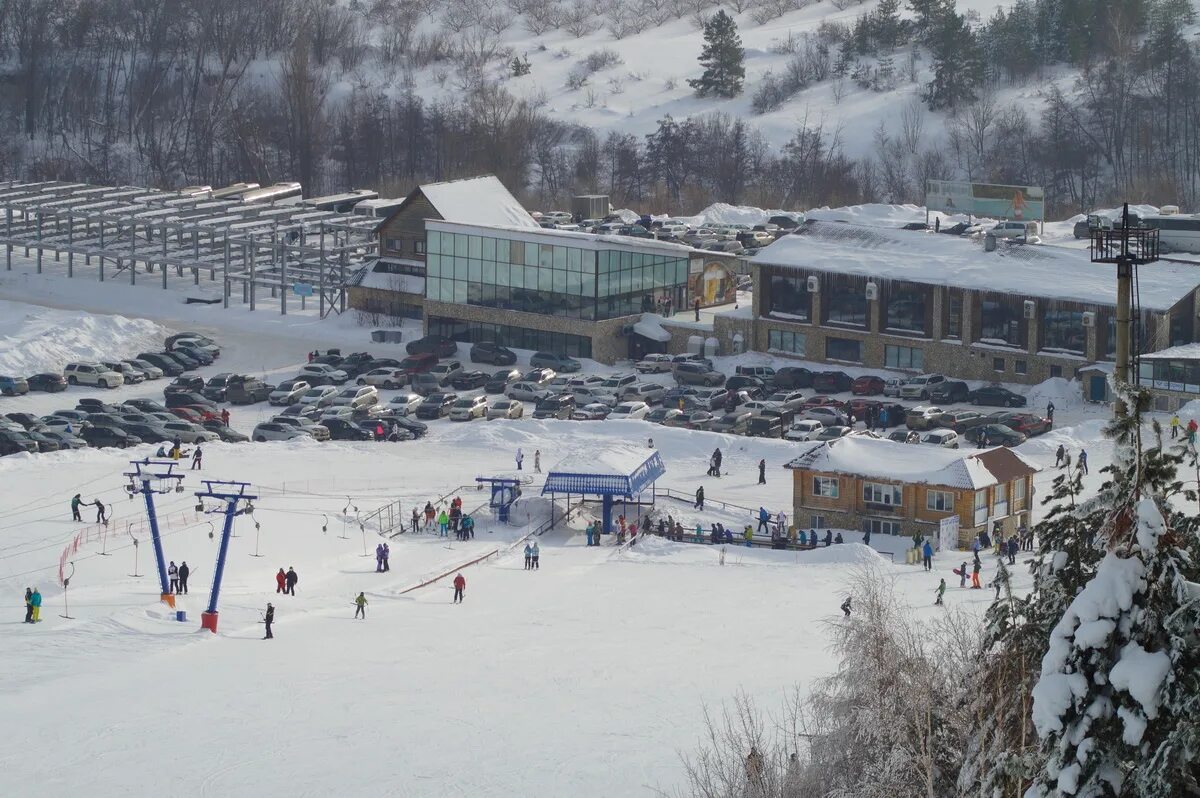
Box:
xmin=931 ymin=287 xmax=944 ymax=340
xmin=960 ymin=291 xmax=975 ymax=345
xmin=1026 ymin=305 xmax=1040 ymax=356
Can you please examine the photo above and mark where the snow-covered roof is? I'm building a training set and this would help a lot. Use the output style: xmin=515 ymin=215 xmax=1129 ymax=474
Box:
xmin=543 ymin=445 xmax=666 ymax=496
xmin=1141 ymin=342 xmax=1200 ymax=361
xmin=412 ymin=176 xmax=538 ymax=229
xmin=428 ymin=219 xmax=696 ymax=256
xmin=752 ymin=221 xmax=1200 ymax=311
xmin=784 ymin=436 xmax=1039 ymax=490
xmin=632 ymin=314 xmax=672 ymax=342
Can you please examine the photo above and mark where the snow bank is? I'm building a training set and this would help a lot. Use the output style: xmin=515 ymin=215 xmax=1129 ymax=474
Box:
xmin=1025 ymin=378 xmax=1085 ymax=413
xmin=0 ymin=300 xmax=170 ymax=375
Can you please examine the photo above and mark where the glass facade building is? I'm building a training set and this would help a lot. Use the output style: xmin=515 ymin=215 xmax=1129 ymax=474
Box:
xmin=425 ymin=228 xmax=691 ymax=322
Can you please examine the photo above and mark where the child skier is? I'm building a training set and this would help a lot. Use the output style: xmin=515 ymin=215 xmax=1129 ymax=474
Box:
xmin=354 ymin=592 xmax=367 ymax=619
xmin=935 ymin=578 xmax=946 ymax=606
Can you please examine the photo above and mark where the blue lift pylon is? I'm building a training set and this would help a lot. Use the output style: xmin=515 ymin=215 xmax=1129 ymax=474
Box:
xmin=123 ymin=459 xmax=186 ymax=603
xmin=193 ymin=479 xmax=257 ymax=634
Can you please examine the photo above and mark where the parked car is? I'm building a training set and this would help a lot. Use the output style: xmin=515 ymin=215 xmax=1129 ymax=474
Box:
xmin=372 ymin=414 xmax=428 ymax=439
xmin=201 ymin=373 xmax=236 ymax=401
xmin=815 ymin=425 xmax=852 ymax=441
xmin=990 ymin=220 xmax=1039 ymax=239
xmin=66 ymin=403 xmax=110 ymax=417
xmin=811 ymin=371 xmax=854 ymax=393
xmin=298 ymin=363 xmax=349 ymax=385
xmin=764 ymin=390 xmax=807 ymax=411
xmin=125 ymin=358 xmax=163 ymax=380
xmin=634 ymin=354 xmax=675 ymax=374
xmin=771 ymin=367 xmax=813 ymax=389
xmin=968 ymin=385 xmax=1028 ymax=407
xmin=851 ymin=375 xmax=886 ymax=395
xmin=784 ymin=419 xmax=825 ymax=441
xmin=929 ymin=380 xmax=970 ymax=404
xmin=645 ymin=407 xmax=683 ymax=425
xmin=202 ymin=420 xmax=249 ymax=443
xmin=935 ymin=410 xmax=988 ymax=432
xmin=0 ymin=429 xmax=39 ymax=454
xmin=82 ymin=425 xmax=141 ymax=448
xmin=446 ymin=370 xmax=487 ymax=391
xmin=710 ymin=410 xmax=753 ymax=434
xmin=900 ymin=374 xmax=946 ymax=400
xmin=298 ymin=386 xmax=339 ymax=408
xmin=469 ymin=342 xmax=517 ymax=365
xmin=674 ymin=362 xmax=725 ymax=387
xmin=487 ymin=399 xmax=525 ymax=420
xmin=428 ymin=360 xmax=464 ymax=385
xmin=164 ymin=391 xmax=215 ymax=411
xmin=804 ymin=406 xmax=848 ymax=427
xmin=963 ymin=424 xmax=1028 ymax=447
xmin=905 ymin=406 xmax=946 ymax=430
xmin=121 ymin=422 xmax=171 ymax=444
xmin=356 ymin=368 xmax=407 ymax=389
xmin=135 ymin=352 xmax=185 ymax=377
xmin=271 ymin=416 xmax=331 ymax=441
xmin=385 ymin=393 xmax=424 ymax=416
xmin=724 ymin=375 xmax=765 ymax=395
xmin=520 ymin=367 xmax=556 ymax=387
xmin=663 ymin=409 xmax=714 ymax=430
xmin=227 ymin=376 xmax=273 ymax=405
xmin=609 ymin=401 xmax=650 ymax=420
xmin=988 ymin=411 xmax=1052 ymax=437
xmin=98 ymin=361 xmax=144 ymax=385
xmin=397 ymin=352 xmax=440 ymax=378
xmin=41 ymin=430 xmax=87 ymax=449
xmin=530 ymin=352 xmax=582 ymax=373
xmin=406 ymin=334 xmax=458 ymax=358
xmin=571 ymin=386 xmax=617 ymax=408
xmin=278 ymin=403 xmax=323 ymax=421
xmin=448 ymin=395 xmax=489 ymax=421
xmin=2 ymin=375 xmax=34 ymax=395
xmin=532 ymin=395 xmax=576 ymax=420
xmin=322 ymin=418 xmax=376 ymax=441
xmin=122 ymin=398 xmax=168 ymax=414
xmin=570 ymin=403 xmax=611 ymax=421
xmin=882 ymin=377 xmax=906 ymax=397
xmin=64 ymin=362 xmax=124 ymax=389
xmin=735 ymin=365 xmax=777 ymax=381
xmin=165 ymin=375 xmax=205 ymax=395
xmin=922 ymin=429 xmax=961 ymax=448
xmin=330 ymin=385 xmax=379 ymax=410
xmin=269 ymin=379 xmax=310 ymax=406
xmin=620 ymin=382 xmax=667 ymax=405
xmin=166 ymin=331 xmax=217 ymax=351
xmin=506 ymin=382 xmax=551 ymax=403
xmin=161 ymin=421 xmax=219 ymax=443
xmin=252 ymin=422 xmax=311 ymax=442
xmin=485 ymin=368 xmax=522 ymax=394
xmin=415 ymin=392 xmax=459 ymax=420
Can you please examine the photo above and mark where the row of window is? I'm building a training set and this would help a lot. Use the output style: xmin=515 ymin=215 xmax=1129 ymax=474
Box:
xmin=427 ymin=317 xmax=593 ymax=358
xmin=884 ymin=344 xmax=924 ymax=371
xmin=1139 ymin=359 xmax=1200 ymax=394
xmin=428 ymin=254 xmax=689 ymax=296
xmin=767 ymin=329 xmax=807 ymax=354
xmin=809 ymin=479 xmax=1025 ymax=517
xmin=427 ymin=278 xmax=675 ymax=321
xmin=427 ymin=231 xmax=683 ymax=275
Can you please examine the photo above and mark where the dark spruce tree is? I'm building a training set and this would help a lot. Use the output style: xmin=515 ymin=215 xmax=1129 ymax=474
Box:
xmin=688 ymin=10 xmax=745 ymax=98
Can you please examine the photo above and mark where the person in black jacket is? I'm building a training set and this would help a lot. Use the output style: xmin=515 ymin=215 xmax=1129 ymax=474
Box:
xmin=694 ymin=486 xmax=704 ymax=510
xmin=757 ymin=459 xmax=766 ymax=485
xmin=263 ymin=603 xmax=274 ymax=639
xmin=824 ymin=530 xmax=833 ymax=547
xmin=178 ymin=561 xmax=190 ymax=594
xmin=285 ymin=567 xmax=298 ymax=596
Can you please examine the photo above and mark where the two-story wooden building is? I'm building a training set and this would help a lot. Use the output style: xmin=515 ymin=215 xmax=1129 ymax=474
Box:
xmin=784 ymin=435 xmax=1040 ymax=548
xmin=348 ymin=175 xmax=537 ymax=321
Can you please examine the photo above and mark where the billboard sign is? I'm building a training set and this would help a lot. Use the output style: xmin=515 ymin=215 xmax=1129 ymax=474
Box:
xmin=926 ymin=180 xmax=1045 ymax=222
xmin=292 ymin=282 xmax=314 ymax=297
xmin=938 ymin=515 xmax=960 ymax=552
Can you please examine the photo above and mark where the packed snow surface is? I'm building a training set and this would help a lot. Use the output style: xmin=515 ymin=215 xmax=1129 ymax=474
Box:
xmin=0 ymin=299 xmax=170 ymax=375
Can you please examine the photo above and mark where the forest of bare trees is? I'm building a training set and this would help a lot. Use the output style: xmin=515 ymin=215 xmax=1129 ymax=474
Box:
xmin=0 ymin=0 xmax=1197 ymax=215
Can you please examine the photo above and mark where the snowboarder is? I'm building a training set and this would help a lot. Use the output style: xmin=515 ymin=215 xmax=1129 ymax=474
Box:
xmin=191 ymin=446 xmax=202 ymax=470
xmin=1046 ymin=400 xmax=1055 ymax=423
xmin=971 ymin=560 xmax=982 ymax=589
xmin=756 ymin=506 xmax=770 ymax=534
xmin=168 ymin=561 xmax=179 ymax=594
xmin=221 ymin=408 xmax=230 ymax=426
xmin=382 ymin=543 xmax=390 ymax=571
xmin=70 ymin=494 xmax=82 ymax=522
xmin=29 ymin=587 xmax=41 ymax=623
xmin=285 ymin=567 xmax=298 ymax=596
xmin=263 ymin=603 xmax=274 ymax=639
xmin=24 ymin=587 xmax=33 ymax=623
xmin=534 ymin=449 xmax=541 ymax=473
xmin=1055 ymin=444 xmax=1066 ymax=468
xmin=275 ymin=568 xmax=286 ymax=594
xmin=922 ymin=540 xmax=934 ymax=572
xmin=524 ymin=542 xmax=533 ymax=570
xmin=515 ymin=448 xmax=524 ymax=471
xmin=530 ymin=541 xmax=540 ymax=569
xmin=1171 ymin=413 xmax=1181 ymax=439
xmin=840 ymin=596 xmax=852 ymax=617
xmin=757 ymin=458 xmax=766 ymax=485
xmin=959 ymin=561 xmax=968 ymax=588
xmin=178 ymin=561 xmax=190 ymax=594
xmin=935 ymin=578 xmax=946 ymax=606
xmin=354 ymin=592 xmax=367 ymax=619
xmin=694 ymin=485 xmax=705 ymax=511
xmin=94 ymin=499 xmax=107 ymax=524
xmin=1078 ymin=448 xmax=1089 ymax=475
xmin=452 ymin=573 xmax=466 ymax=603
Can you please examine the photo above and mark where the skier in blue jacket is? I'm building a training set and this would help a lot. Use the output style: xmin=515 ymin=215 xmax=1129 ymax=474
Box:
xmin=524 ymin=543 xmax=533 ymax=570
xmin=756 ymin=506 xmax=770 ymax=533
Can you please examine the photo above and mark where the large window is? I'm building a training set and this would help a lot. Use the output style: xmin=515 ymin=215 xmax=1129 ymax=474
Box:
xmin=826 ymin=337 xmax=862 ymax=363
xmin=862 ymin=518 xmax=901 ymax=536
xmin=885 ymin=287 xmax=928 ymax=335
xmin=825 ymin=284 xmax=868 ymax=327
xmin=812 ymin=476 xmax=839 ymax=498
xmin=926 ymin=490 xmax=954 ymax=512
xmin=973 ymin=490 xmax=988 ymax=527
xmin=768 ymin=329 xmax=807 ymax=355
xmin=1013 ymin=479 xmax=1026 ymax=511
xmin=1139 ymin=359 xmax=1200 ymax=394
xmin=767 ymin=274 xmax=811 ymax=321
xmin=946 ymin=290 xmax=962 ymax=339
xmin=993 ymin=484 xmax=1008 ymax=517
xmin=885 ymin=344 xmax=924 ymax=371
xmin=1041 ymin=309 xmax=1086 ymax=354
xmin=979 ymin=298 xmax=1023 ymax=348
xmin=427 ymin=317 xmax=592 ymax=358
xmin=863 ymin=482 xmax=902 ymax=507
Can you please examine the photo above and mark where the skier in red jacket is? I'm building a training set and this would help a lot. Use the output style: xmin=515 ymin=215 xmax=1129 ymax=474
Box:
xmin=452 ymin=573 xmax=466 ymax=604
xmin=275 ymin=568 xmax=286 ymax=594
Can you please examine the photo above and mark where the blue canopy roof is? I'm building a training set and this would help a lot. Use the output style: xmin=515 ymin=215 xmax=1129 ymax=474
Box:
xmin=542 ymin=447 xmax=666 ymax=497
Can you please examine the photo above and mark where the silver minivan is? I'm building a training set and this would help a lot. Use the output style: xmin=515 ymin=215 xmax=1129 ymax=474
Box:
xmin=620 ymin=382 xmax=667 ymax=405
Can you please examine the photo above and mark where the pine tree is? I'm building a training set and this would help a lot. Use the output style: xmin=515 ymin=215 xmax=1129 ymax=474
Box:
xmin=688 ymin=10 xmax=745 ymax=98
xmin=923 ymin=8 xmax=982 ymax=111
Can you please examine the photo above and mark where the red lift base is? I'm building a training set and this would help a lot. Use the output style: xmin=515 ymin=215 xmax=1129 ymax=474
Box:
xmin=200 ymin=611 xmax=219 ymax=633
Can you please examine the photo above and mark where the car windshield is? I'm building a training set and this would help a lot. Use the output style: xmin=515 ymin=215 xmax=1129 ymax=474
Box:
xmin=303 ymin=389 xmax=324 ymax=397
xmin=452 ymin=399 xmax=474 ymax=408
xmin=339 ymin=389 xmax=357 ymax=397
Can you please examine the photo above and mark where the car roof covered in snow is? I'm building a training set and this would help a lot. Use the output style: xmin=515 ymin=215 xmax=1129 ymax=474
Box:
xmin=784 ymin=435 xmax=1039 ymax=490
xmin=752 ymin=221 xmax=1200 ymax=311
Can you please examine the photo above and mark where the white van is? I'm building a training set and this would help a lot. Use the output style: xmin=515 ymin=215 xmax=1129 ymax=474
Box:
xmin=990 ymin=220 xmax=1039 ymax=239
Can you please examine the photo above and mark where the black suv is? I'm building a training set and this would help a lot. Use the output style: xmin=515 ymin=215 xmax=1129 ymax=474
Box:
xmin=415 ymin=392 xmax=458 ymax=419
xmin=81 ymin=426 xmax=141 ymax=448
xmin=406 ymin=335 xmax=458 ymax=358
xmin=165 ymin=376 xmax=205 ymax=396
xmin=165 ymin=391 xmax=216 ymax=410
xmin=137 ymin=352 xmax=185 ymax=377
xmin=202 ymin=373 xmax=236 ymax=402
xmin=811 ymin=371 xmax=854 ymax=393
xmin=0 ymin=430 xmax=38 ymax=455
xmin=929 ymin=380 xmax=969 ymax=403
xmin=323 ymin=418 xmax=376 ymax=441
xmin=227 ymin=376 xmax=272 ymax=405
xmin=470 ymin=341 xmax=517 ymax=365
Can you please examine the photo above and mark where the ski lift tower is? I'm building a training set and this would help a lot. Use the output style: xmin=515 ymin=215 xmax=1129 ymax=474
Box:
xmin=194 ymin=479 xmax=258 ymax=633
xmin=124 ymin=459 xmax=186 ymax=603
xmin=1089 ymin=203 xmax=1160 ymax=416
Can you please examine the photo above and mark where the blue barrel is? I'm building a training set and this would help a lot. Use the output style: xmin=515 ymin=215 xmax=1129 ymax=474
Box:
xmin=176 ymin=610 xmax=187 ymax=622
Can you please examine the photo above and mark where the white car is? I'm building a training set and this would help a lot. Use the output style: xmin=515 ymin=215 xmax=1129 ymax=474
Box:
xmin=804 ymin=406 xmax=847 ymax=427
xmin=882 ymin=378 xmax=906 ymax=398
xmin=610 ymin=401 xmax=650 ymax=420
xmin=506 ymin=382 xmax=550 ymax=402
xmin=252 ymin=422 xmax=310 ymax=442
xmin=635 ymin=354 xmax=675 ymax=374
xmin=331 ymin=385 xmax=379 ymax=410
xmin=784 ymin=419 xmax=824 ymax=441
xmin=620 ymin=382 xmax=667 ymax=404
xmin=125 ymin=359 xmax=163 ymax=380
xmin=64 ymin=362 xmax=124 ymax=389
xmin=269 ymin=379 xmax=310 ymax=405
xmin=298 ymin=386 xmax=339 ymax=407
xmin=357 ymin=368 xmax=408 ymax=389
xmin=566 ymin=375 xmax=605 ymax=389
xmin=487 ymin=399 xmax=525 ymax=420
xmin=764 ymin=390 xmax=806 ymax=410
xmin=739 ymin=400 xmax=776 ymax=414
xmin=320 ymin=405 xmax=356 ymax=423
xmin=597 ymin=373 xmax=638 ymax=396
xmin=922 ymin=429 xmax=961 ymax=449
xmin=298 ymin=363 xmax=349 ymax=385
xmin=990 ymin=220 xmax=1039 ymax=239
xmin=428 ymin=360 xmax=464 ymax=385
xmin=271 ymin=415 xmax=330 ymax=441
xmin=448 ymin=395 xmax=488 ymax=421
xmin=571 ymin=386 xmax=618 ymax=407
xmin=900 ymin=374 xmax=946 ymax=400
xmin=161 ymin=421 xmax=219 ymax=443
xmin=386 ymin=393 xmax=423 ymax=416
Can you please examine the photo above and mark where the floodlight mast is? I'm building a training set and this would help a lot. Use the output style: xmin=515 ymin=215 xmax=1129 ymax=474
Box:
xmin=124 ymin=459 xmax=185 ymax=600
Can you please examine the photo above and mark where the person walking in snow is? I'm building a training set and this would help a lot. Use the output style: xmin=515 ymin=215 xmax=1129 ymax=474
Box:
xmin=354 ymin=592 xmax=367 ymax=619
xmin=29 ymin=587 xmax=42 ymax=623
xmin=862 ymin=528 xmax=872 ymax=547
xmin=959 ymin=561 xmax=968 ymax=588
xmin=382 ymin=543 xmax=390 ymax=572
xmin=263 ymin=603 xmax=274 ymax=639
xmin=168 ymin=561 xmax=179 ymax=594
xmin=840 ymin=596 xmax=852 ymax=617
xmin=276 ymin=568 xmax=286 ymax=594
xmin=922 ymin=540 xmax=934 ymax=571
xmin=694 ymin=485 xmax=705 ymax=511
xmin=1171 ymin=413 xmax=1181 ymax=439
xmin=452 ymin=573 xmax=466 ymax=604
xmin=1188 ymin=418 xmax=1198 ymax=445
xmin=524 ymin=542 xmax=533 ymax=570
xmin=713 ymin=447 xmax=722 ymax=475
xmin=221 ymin=408 xmax=230 ymax=426
xmin=191 ymin=446 xmax=202 ymax=470
xmin=1046 ymin=400 xmax=1055 ymax=424
xmin=376 ymin=543 xmax=385 ymax=572
xmin=515 ymin=448 xmax=524 ymax=471
xmin=178 ymin=561 xmax=190 ymax=594
xmin=24 ymin=587 xmax=33 ymax=623
xmin=1078 ymin=448 xmax=1089 ymax=475
xmin=530 ymin=541 xmax=540 ymax=569
xmin=534 ymin=450 xmax=541 ymax=473
xmin=71 ymin=494 xmax=82 ymax=522
xmin=1055 ymin=444 xmax=1066 ymax=468
xmin=757 ymin=458 xmax=766 ymax=485
xmin=935 ymin=578 xmax=946 ymax=606
xmin=971 ymin=560 xmax=982 ymax=589
xmin=285 ymin=567 xmax=298 ymax=596
xmin=756 ymin=506 xmax=770 ymax=534
xmin=1007 ymin=536 xmax=1018 ymax=565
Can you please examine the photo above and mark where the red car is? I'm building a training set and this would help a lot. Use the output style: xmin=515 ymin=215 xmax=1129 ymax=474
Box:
xmin=398 ymin=352 xmax=439 ymax=377
xmin=851 ymin=375 xmax=886 ymax=395
xmin=848 ymin=398 xmax=884 ymax=418
xmin=990 ymin=412 xmax=1052 ymax=437
xmin=802 ymin=395 xmax=847 ymax=411
xmin=170 ymin=407 xmax=204 ymax=423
